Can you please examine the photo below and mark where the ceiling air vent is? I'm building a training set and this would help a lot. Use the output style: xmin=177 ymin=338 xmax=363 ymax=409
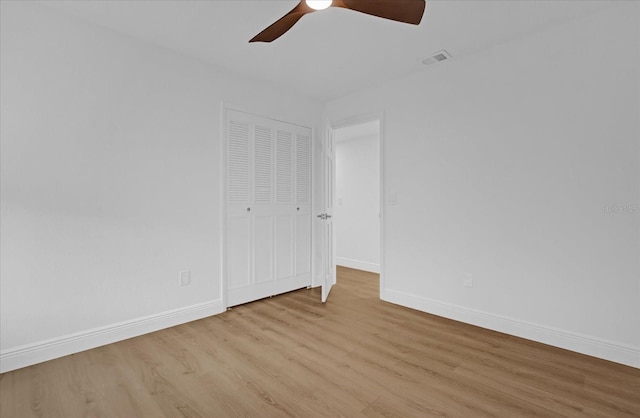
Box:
xmin=421 ymin=50 xmax=451 ymax=66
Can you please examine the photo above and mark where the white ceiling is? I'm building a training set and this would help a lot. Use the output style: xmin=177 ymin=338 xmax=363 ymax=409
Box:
xmin=40 ymin=0 xmax=616 ymax=102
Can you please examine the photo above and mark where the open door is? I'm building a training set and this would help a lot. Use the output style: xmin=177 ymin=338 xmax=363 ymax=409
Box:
xmin=320 ymin=127 xmax=336 ymax=302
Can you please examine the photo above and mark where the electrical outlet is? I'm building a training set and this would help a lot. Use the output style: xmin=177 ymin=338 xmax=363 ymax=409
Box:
xmin=179 ymin=271 xmax=191 ymax=287
xmin=464 ymin=273 xmax=473 ymax=288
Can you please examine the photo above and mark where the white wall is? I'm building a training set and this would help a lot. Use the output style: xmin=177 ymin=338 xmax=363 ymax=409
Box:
xmin=0 ymin=2 xmax=322 ymax=371
xmin=325 ymin=4 xmax=640 ymax=367
xmin=335 ymin=133 xmax=380 ymax=273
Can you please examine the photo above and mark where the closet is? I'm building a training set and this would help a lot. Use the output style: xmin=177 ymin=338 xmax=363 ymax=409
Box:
xmin=225 ymin=109 xmax=312 ymax=307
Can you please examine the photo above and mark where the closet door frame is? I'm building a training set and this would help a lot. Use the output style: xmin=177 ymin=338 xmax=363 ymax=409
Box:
xmin=220 ymin=104 xmax=314 ymax=309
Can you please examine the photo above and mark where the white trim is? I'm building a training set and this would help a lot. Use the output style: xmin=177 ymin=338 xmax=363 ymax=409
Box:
xmin=378 ymin=114 xmax=385 ymax=298
xmin=220 ymin=102 xmax=229 ymax=310
xmin=0 ymin=300 xmax=224 ymax=373
xmin=336 ymin=257 xmax=380 ymax=273
xmin=309 ymin=124 xmax=316 ymax=289
xmin=382 ymin=288 xmax=640 ymax=369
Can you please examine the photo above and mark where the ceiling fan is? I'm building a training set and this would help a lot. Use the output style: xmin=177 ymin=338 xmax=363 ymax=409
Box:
xmin=250 ymin=0 xmax=426 ymax=43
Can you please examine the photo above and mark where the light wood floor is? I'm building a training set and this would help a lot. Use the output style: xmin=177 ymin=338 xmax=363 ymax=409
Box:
xmin=1 ymin=267 xmax=639 ymax=417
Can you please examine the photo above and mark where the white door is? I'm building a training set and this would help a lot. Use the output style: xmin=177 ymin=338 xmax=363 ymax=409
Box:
xmin=225 ymin=109 xmax=311 ymax=307
xmin=295 ymin=131 xmax=312 ymax=281
xmin=321 ymin=128 xmax=336 ymax=302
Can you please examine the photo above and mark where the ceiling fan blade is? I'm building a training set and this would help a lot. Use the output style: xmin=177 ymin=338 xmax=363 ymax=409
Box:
xmin=249 ymin=1 xmax=315 ymax=43
xmin=334 ymin=0 xmax=426 ymax=25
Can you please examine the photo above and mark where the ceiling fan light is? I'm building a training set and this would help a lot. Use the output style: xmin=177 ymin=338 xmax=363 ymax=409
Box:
xmin=306 ymin=0 xmax=332 ymax=11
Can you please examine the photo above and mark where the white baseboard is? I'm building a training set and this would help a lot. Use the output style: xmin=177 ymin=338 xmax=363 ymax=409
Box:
xmin=382 ymin=288 xmax=640 ymax=369
xmin=336 ymin=257 xmax=380 ymax=274
xmin=0 ymin=300 xmax=224 ymax=373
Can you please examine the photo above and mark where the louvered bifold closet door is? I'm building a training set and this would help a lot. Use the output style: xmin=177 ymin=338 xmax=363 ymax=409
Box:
xmin=253 ymin=124 xmax=274 ymax=285
xmin=295 ymin=130 xmax=311 ymax=277
xmin=275 ymin=127 xmax=294 ymax=281
xmin=225 ymin=109 xmax=312 ymax=307
xmin=226 ymin=111 xmax=252 ymax=294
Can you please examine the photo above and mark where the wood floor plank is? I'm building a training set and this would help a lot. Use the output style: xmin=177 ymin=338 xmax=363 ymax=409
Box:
xmin=1 ymin=266 xmax=639 ymax=417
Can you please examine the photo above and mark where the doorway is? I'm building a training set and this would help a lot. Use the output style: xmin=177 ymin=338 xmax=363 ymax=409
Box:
xmin=330 ymin=117 xmax=382 ymax=294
